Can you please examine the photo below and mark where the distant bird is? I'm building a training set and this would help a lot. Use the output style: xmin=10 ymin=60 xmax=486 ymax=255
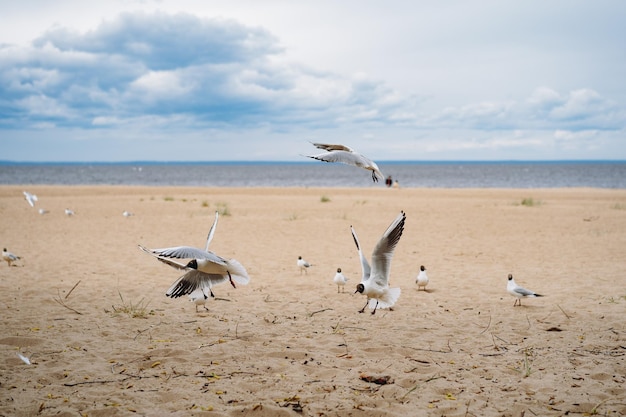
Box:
xmin=353 ymin=211 xmax=405 ymax=314
xmin=297 ymin=256 xmax=312 ymax=275
xmin=333 ymin=267 xmax=348 ymax=293
xmin=507 ymin=274 xmax=543 ymax=306
xmin=415 ymin=265 xmax=429 ymax=291
xmin=23 ymin=191 xmax=38 ymax=207
xmin=304 ymin=142 xmax=384 ymax=183
xmin=65 ymin=208 xmax=75 ymax=216
xmin=139 ymin=212 xmax=250 ymax=301
xmin=38 ymin=208 xmax=49 ymax=215
xmin=2 ymin=248 xmax=21 ymax=267
xmin=122 ymin=211 xmax=134 ymax=217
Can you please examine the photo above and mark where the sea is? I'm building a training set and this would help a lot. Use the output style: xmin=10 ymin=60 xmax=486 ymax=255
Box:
xmin=1 ymin=161 xmax=625 ymax=188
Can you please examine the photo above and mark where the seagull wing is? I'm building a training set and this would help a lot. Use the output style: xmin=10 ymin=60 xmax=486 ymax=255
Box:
xmin=350 ymin=226 xmax=371 ymax=283
xmin=369 ymin=211 xmax=406 ymax=287
xmin=166 ymin=270 xmax=230 ymax=298
xmin=140 ymin=245 xmax=227 ymax=264
xmin=513 ymin=285 xmax=537 ymax=297
xmin=204 ymin=211 xmax=219 ymax=251
xmin=310 ymin=142 xmax=354 ymax=152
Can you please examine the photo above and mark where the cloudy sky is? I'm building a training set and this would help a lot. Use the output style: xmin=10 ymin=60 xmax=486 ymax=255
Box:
xmin=1 ymin=1 xmax=625 ymax=162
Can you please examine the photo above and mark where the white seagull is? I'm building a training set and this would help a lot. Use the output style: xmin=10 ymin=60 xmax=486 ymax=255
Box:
xmin=353 ymin=211 xmax=405 ymax=314
xmin=122 ymin=211 xmax=134 ymax=217
xmin=507 ymin=274 xmax=543 ymax=306
xmin=2 ymin=248 xmax=21 ymax=267
xmin=304 ymin=142 xmax=384 ymax=183
xmin=38 ymin=208 xmax=49 ymax=215
xmin=139 ymin=212 xmax=250 ymax=302
xmin=333 ymin=267 xmax=348 ymax=293
xmin=65 ymin=208 xmax=75 ymax=216
xmin=297 ymin=256 xmax=312 ymax=275
xmin=415 ymin=265 xmax=429 ymax=291
xmin=23 ymin=191 xmax=38 ymax=207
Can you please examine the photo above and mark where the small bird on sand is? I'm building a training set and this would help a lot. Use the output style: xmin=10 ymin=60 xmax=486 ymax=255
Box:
xmin=333 ymin=267 xmax=348 ymax=293
xmin=65 ymin=208 xmax=75 ymax=216
xmin=2 ymin=248 xmax=21 ymax=267
xmin=188 ymin=288 xmax=211 ymax=312
xmin=507 ymin=274 xmax=543 ymax=306
xmin=297 ymin=256 xmax=312 ymax=275
xmin=415 ymin=265 xmax=429 ymax=291
xmin=353 ymin=211 xmax=405 ymax=314
xmin=304 ymin=142 xmax=384 ymax=183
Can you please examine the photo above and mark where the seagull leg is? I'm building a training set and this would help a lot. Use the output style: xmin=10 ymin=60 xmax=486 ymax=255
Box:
xmin=359 ymin=298 xmax=369 ymax=313
xmin=228 ymin=271 xmax=236 ymax=289
xmin=371 ymin=171 xmax=378 ymax=182
xmin=371 ymin=300 xmax=379 ymax=315
xmin=203 ymin=305 xmax=209 ymax=311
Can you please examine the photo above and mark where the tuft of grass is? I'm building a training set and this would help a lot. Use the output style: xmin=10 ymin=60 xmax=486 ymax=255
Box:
xmin=611 ymin=203 xmax=626 ymax=210
xmin=286 ymin=213 xmax=299 ymax=221
xmin=519 ymin=198 xmax=542 ymax=207
xmin=216 ymin=202 xmax=231 ymax=216
xmin=519 ymin=348 xmax=534 ymax=377
xmin=320 ymin=195 xmax=331 ymax=203
xmin=163 ymin=196 xmax=174 ymax=202
xmin=112 ymin=291 xmax=152 ymax=318
xmin=201 ymin=200 xmax=210 ymax=208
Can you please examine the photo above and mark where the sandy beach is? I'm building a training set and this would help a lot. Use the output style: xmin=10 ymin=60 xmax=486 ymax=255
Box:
xmin=1 ymin=185 xmax=625 ymax=416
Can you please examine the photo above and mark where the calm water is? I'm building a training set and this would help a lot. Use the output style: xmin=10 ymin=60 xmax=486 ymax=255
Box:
xmin=1 ymin=161 xmax=625 ymax=188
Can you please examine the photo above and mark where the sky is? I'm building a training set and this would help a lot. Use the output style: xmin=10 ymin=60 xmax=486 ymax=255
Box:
xmin=1 ymin=0 xmax=625 ymax=162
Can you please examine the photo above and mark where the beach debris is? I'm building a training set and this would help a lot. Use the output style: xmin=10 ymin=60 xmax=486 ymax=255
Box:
xmin=16 ymin=352 xmax=31 ymax=365
xmin=359 ymin=373 xmax=393 ymax=385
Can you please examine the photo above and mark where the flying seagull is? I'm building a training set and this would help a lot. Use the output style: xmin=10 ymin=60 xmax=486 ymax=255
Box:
xmin=353 ymin=211 xmax=405 ymax=314
xmin=139 ymin=212 xmax=250 ymax=302
xmin=23 ymin=191 xmax=38 ymax=207
xmin=304 ymin=142 xmax=384 ymax=182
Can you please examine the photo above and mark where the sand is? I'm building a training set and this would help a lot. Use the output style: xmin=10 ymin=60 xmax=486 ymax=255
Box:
xmin=1 ymin=185 xmax=625 ymax=416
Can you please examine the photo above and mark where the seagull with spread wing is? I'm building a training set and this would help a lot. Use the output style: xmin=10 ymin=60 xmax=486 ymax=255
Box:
xmin=304 ymin=142 xmax=384 ymax=183
xmin=139 ymin=212 xmax=250 ymax=305
xmin=352 ymin=211 xmax=405 ymax=314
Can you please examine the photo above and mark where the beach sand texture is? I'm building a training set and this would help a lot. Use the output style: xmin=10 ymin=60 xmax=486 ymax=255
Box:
xmin=1 ymin=185 xmax=625 ymax=416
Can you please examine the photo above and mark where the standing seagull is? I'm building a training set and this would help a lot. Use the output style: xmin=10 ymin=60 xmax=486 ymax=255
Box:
xmin=65 ymin=208 xmax=75 ymax=216
xmin=139 ymin=212 xmax=250 ymax=302
xmin=353 ymin=211 xmax=406 ymax=314
xmin=304 ymin=142 xmax=384 ymax=183
xmin=333 ymin=267 xmax=348 ymax=293
xmin=297 ymin=256 xmax=312 ymax=275
xmin=23 ymin=191 xmax=38 ymax=207
xmin=2 ymin=248 xmax=21 ymax=267
xmin=507 ymin=274 xmax=543 ymax=306
xmin=415 ymin=265 xmax=429 ymax=291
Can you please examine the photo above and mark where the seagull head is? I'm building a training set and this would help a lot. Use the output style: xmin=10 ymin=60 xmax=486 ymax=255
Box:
xmin=186 ymin=259 xmax=198 ymax=269
xmin=337 ymin=267 xmax=342 ymax=273
xmin=355 ymin=283 xmax=365 ymax=294
xmin=508 ymin=274 xmax=513 ymax=281
xmin=420 ymin=265 xmax=426 ymax=271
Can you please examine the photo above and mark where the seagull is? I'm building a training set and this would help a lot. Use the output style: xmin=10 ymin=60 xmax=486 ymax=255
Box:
xmin=507 ymin=274 xmax=543 ymax=306
xmin=415 ymin=265 xmax=429 ymax=291
xmin=23 ymin=191 xmax=38 ymax=207
xmin=139 ymin=212 xmax=250 ymax=301
xmin=353 ymin=211 xmax=405 ymax=314
xmin=297 ymin=256 xmax=312 ymax=275
xmin=65 ymin=208 xmax=75 ymax=216
xmin=122 ymin=211 xmax=134 ymax=217
xmin=2 ymin=248 xmax=21 ymax=267
xmin=38 ymin=208 xmax=49 ymax=215
xmin=333 ymin=267 xmax=348 ymax=293
xmin=304 ymin=142 xmax=384 ymax=183
xmin=188 ymin=288 xmax=211 ymax=312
